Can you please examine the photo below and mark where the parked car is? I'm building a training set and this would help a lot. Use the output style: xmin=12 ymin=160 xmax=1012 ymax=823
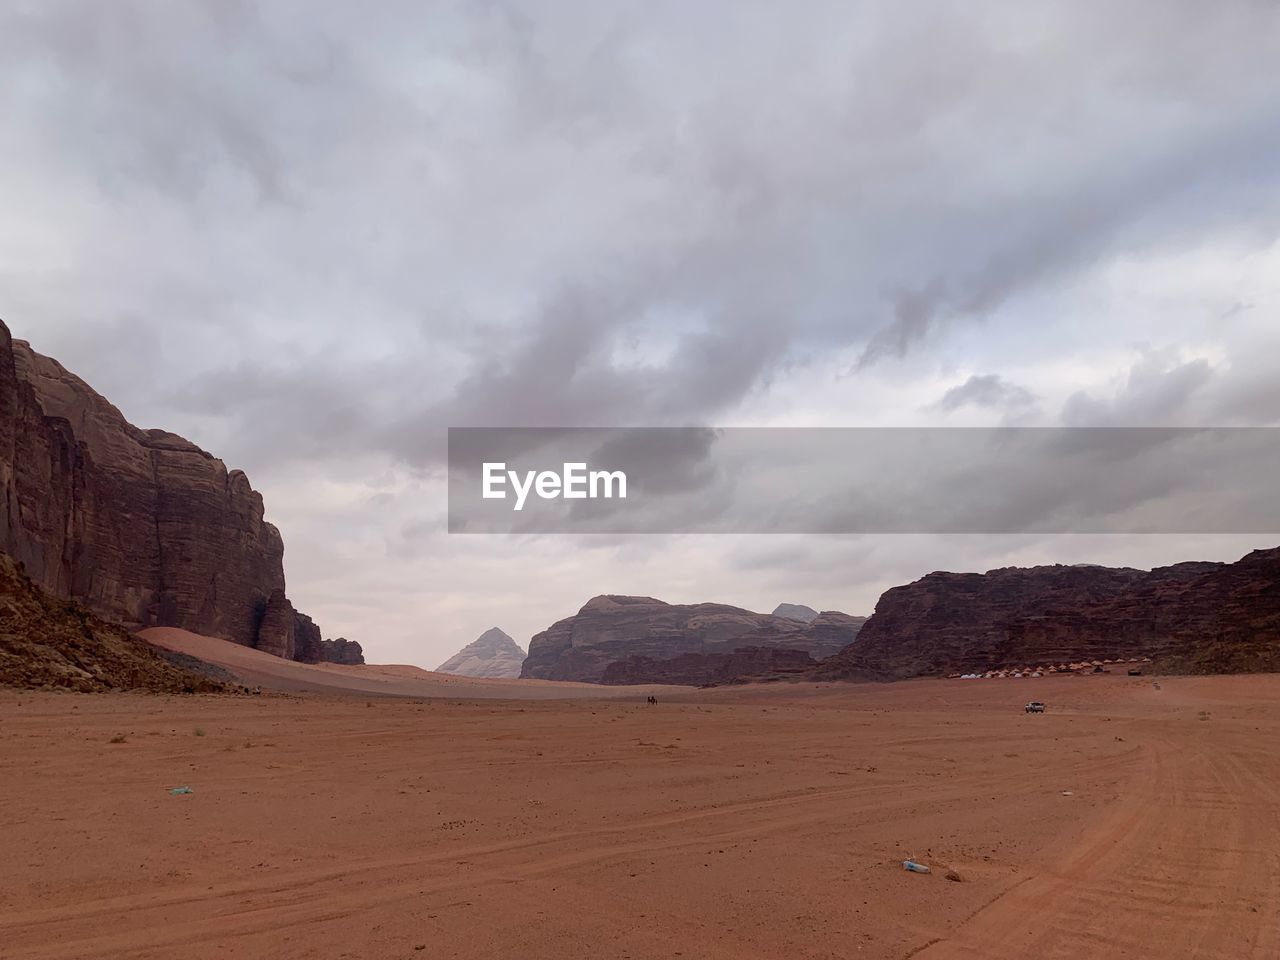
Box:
xmin=1025 ymin=701 xmax=1046 ymax=713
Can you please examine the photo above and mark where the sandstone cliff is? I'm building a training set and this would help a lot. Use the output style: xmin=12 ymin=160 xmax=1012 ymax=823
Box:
xmin=520 ymin=595 xmax=863 ymax=682
xmin=816 ymin=547 xmax=1280 ymax=680
xmin=0 ymin=550 xmax=226 ymax=692
xmin=600 ymin=646 xmax=817 ymax=685
xmin=319 ymin=637 xmax=365 ymax=666
xmin=437 ymin=627 xmax=525 ymax=679
xmin=0 ymin=319 xmax=361 ymax=664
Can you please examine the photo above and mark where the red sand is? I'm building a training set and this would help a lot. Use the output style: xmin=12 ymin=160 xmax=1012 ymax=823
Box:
xmin=140 ymin=627 xmax=679 ymax=699
xmin=3 ymin=672 xmax=1279 ymax=958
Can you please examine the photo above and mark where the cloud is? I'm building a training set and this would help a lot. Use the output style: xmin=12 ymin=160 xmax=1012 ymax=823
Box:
xmin=936 ymin=374 xmax=1038 ymax=413
xmin=3 ymin=1 xmax=1279 ymax=662
xmin=1061 ymin=350 xmax=1216 ymax=427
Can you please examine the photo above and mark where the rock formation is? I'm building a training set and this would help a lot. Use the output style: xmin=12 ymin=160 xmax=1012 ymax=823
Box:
xmin=816 ymin=547 xmax=1280 ymax=680
xmin=520 ymin=595 xmax=863 ymax=682
xmin=796 ymin=610 xmax=867 ymax=651
xmin=319 ymin=637 xmax=365 ymax=666
xmin=292 ymin=611 xmax=323 ymax=664
xmin=0 ymin=550 xmax=226 ymax=692
xmin=772 ymin=603 xmax=819 ymax=622
xmin=601 ymin=646 xmax=817 ymax=685
xmin=255 ymin=590 xmax=297 ymax=660
xmin=437 ymin=627 xmax=526 ymax=679
xmin=0 ymin=319 xmax=361 ymax=664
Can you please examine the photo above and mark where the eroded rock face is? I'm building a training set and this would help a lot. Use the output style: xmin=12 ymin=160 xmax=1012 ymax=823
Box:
xmin=0 ymin=319 xmax=362 ymax=664
xmin=292 ymin=611 xmax=323 ymax=665
xmin=0 ymin=549 xmax=226 ymax=693
xmin=255 ymin=590 xmax=296 ymax=660
xmin=816 ymin=548 xmax=1280 ymax=680
xmin=520 ymin=595 xmax=863 ymax=682
xmin=437 ymin=627 xmax=526 ymax=679
xmin=601 ymin=646 xmax=817 ymax=685
xmin=319 ymin=637 xmax=364 ymax=666
xmin=796 ymin=611 xmax=867 ymax=654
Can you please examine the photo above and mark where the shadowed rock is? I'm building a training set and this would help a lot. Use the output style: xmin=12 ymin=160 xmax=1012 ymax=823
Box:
xmin=0 ymin=549 xmax=225 ymax=692
xmin=601 ymin=646 xmax=817 ymax=685
xmin=0 ymin=319 xmax=361 ymax=664
xmin=521 ymin=595 xmax=863 ymax=682
xmin=816 ymin=547 xmax=1280 ymax=680
xmin=319 ymin=637 xmax=364 ymax=666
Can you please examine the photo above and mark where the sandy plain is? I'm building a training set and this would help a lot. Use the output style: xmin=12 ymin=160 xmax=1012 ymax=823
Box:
xmin=2 ymin=659 xmax=1278 ymax=959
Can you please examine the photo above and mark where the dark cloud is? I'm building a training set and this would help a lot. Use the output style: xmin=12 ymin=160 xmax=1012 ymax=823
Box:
xmin=7 ymin=0 xmax=1279 ymax=468
xmin=1061 ymin=352 xmax=1216 ymax=427
xmin=936 ymin=375 xmax=1038 ymax=412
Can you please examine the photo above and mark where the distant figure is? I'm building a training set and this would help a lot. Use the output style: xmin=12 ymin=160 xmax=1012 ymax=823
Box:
xmin=647 ymin=695 xmax=657 ymax=705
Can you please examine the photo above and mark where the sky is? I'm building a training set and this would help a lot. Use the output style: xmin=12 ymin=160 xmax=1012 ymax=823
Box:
xmin=3 ymin=1 xmax=1279 ymax=666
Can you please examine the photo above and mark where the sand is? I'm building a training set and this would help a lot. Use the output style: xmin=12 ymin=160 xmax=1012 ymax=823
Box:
xmin=140 ymin=627 xmax=680 ymax=700
xmin=2 ymin=673 xmax=1278 ymax=959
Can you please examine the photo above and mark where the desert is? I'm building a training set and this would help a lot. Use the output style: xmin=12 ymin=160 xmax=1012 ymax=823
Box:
xmin=3 ymin=671 xmax=1278 ymax=959
xmin=6 ymin=6 xmax=1280 ymax=959
xmin=3 ymin=317 xmax=1280 ymax=958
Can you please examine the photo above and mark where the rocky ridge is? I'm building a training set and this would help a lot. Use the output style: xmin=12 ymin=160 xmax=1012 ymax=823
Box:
xmin=0 ymin=319 xmax=361 ymax=665
xmin=520 ymin=595 xmax=863 ymax=682
xmin=600 ymin=646 xmax=817 ymax=685
xmin=816 ymin=548 xmax=1280 ymax=680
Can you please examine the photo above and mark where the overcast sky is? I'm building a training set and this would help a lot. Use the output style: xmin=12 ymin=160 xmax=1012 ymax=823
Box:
xmin=3 ymin=1 xmax=1279 ymax=665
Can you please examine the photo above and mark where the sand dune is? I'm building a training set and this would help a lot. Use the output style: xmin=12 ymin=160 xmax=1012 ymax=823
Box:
xmin=139 ymin=627 xmax=678 ymax=700
xmin=3 ymin=673 xmax=1278 ymax=958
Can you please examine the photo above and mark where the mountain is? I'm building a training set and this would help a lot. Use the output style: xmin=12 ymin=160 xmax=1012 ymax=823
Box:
xmin=815 ymin=547 xmax=1280 ymax=680
xmin=437 ymin=627 xmax=526 ymax=678
xmin=601 ymin=646 xmax=817 ymax=685
xmin=0 ymin=550 xmax=226 ymax=692
xmin=772 ymin=603 xmax=819 ymax=622
xmin=520 ymin=596 xmax=863 ymax=682
xmin=0 ymin=319 xmax=361 ymax=665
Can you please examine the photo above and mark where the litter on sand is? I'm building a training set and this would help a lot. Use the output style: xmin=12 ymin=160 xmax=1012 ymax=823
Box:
xmin=903 ymin=860 xmax=930 ymax=874
xmin=169 ymin=785 xmax=194 ymax=795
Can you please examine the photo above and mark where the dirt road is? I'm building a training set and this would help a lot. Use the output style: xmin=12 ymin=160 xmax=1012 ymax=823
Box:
xmin=2 ymin=674 xmax=1277 ymax=958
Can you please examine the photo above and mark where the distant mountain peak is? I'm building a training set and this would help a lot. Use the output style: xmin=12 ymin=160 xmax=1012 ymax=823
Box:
xmin=437 ymin=627 xmax=526 ymax=679
xmin=772 ymin=603 xmax=819 ymax=623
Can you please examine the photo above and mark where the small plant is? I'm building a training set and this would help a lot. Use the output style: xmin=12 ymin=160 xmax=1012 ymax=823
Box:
xmin=109 ymin=734 xmax=127 ymax=744
xmin=194 ymin=726 xmax=207 ymax=737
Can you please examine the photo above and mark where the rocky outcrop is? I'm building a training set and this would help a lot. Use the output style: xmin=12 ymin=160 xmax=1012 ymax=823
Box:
xmin=520 ymin=595 xmax=864 ymax=682
xmin=0 ymin=319 xmax=360 ymax=664
xmin=816 ymin=548 xmax=1280 ymax=680
xmin=772 ymin=603 xmax=819 ymax=623
xmin=601 ymin=646 xmax=817 ymax=685
xmin=796 ymin=610 xmax=867 ymax=653
xmin=437 ymin=627 xmax=526 ymax=678
xmin=292 ymin=611 xmax=323 ymax=665
xmin=319 ymin=637 xmax=364 ymax=666
xmin=0 ymin=549 xmax=225 ymax=692
xmin=255 ymin=589 xmax=296 ymax=660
